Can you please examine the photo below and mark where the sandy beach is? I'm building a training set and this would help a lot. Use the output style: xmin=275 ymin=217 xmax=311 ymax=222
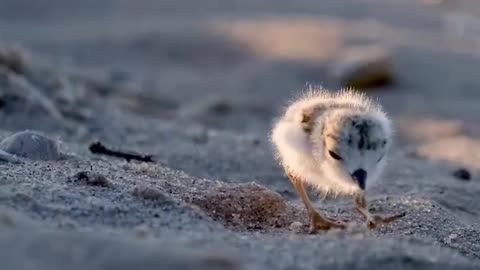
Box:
xmin=1 ymin=0 xmax=480 ymax=269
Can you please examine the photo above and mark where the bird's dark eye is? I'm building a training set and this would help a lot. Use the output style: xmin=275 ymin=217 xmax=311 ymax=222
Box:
xmin=328 ymin=151 xmax=343 ymax=161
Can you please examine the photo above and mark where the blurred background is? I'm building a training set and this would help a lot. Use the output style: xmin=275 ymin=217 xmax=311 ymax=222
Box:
xmin=2 ymin=0 xmax=480 ymax=127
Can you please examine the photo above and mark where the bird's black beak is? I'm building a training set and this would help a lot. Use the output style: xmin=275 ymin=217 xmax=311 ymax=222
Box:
xmin=352 ymin=169 xmax=367 ymax=190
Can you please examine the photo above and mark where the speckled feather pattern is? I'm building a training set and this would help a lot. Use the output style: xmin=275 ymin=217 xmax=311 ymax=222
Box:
xmin=270 ymin=88 xmax=392 ymax=196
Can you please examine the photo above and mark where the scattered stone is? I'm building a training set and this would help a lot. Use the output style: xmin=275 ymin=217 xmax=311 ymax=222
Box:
xmin=132 ymin=185 xmax=169 ymax=201
xmin=330 ymin=46 xmax=394 ymax=89
xmin=191 ymin=182 xmax=305 ymax=230
xmin=453 ymin=168 xmax=471 ymax=181
xmin=70 ymin=171 xmax=111 ymax=187
xmin=0 ymin=130 xmax=62 ymax=161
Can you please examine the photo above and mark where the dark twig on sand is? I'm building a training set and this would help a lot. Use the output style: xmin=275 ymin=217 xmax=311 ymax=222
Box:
xmin=88 ymin=141 xmax=154 ymax=162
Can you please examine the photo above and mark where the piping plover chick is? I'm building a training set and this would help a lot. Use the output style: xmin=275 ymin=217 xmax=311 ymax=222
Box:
xmin=271 ymin=88 xmax=405 ymax=233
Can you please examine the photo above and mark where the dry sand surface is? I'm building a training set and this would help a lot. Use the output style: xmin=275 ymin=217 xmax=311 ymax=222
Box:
xmin=1 ymin=0 xmax=480 ymax=269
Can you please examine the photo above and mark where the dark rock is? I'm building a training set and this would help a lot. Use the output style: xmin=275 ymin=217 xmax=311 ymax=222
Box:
xmin=0 ymin=131 xmax=62 ymax=161
xmin=330 ymin=46 xmax=394 ymax=89
xmin=453 ymin=168 xmax=471 ymax=181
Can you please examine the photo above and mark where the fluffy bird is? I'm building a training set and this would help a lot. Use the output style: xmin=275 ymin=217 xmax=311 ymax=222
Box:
xmin=270 ymin=88 xmax=405 ymax=233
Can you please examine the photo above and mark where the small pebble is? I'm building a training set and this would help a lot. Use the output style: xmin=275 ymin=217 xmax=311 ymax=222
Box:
xmin=452 ymin=168 xmax=471 ymax=181
xmin=0 ymin=130 xmax=61 ymax=161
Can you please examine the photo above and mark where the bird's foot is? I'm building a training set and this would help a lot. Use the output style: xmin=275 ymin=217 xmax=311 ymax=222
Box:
xmin=366 ymin=212 xmax=406 ymax=230
xmin=309 ymin=210 xmax=347 ymax=234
